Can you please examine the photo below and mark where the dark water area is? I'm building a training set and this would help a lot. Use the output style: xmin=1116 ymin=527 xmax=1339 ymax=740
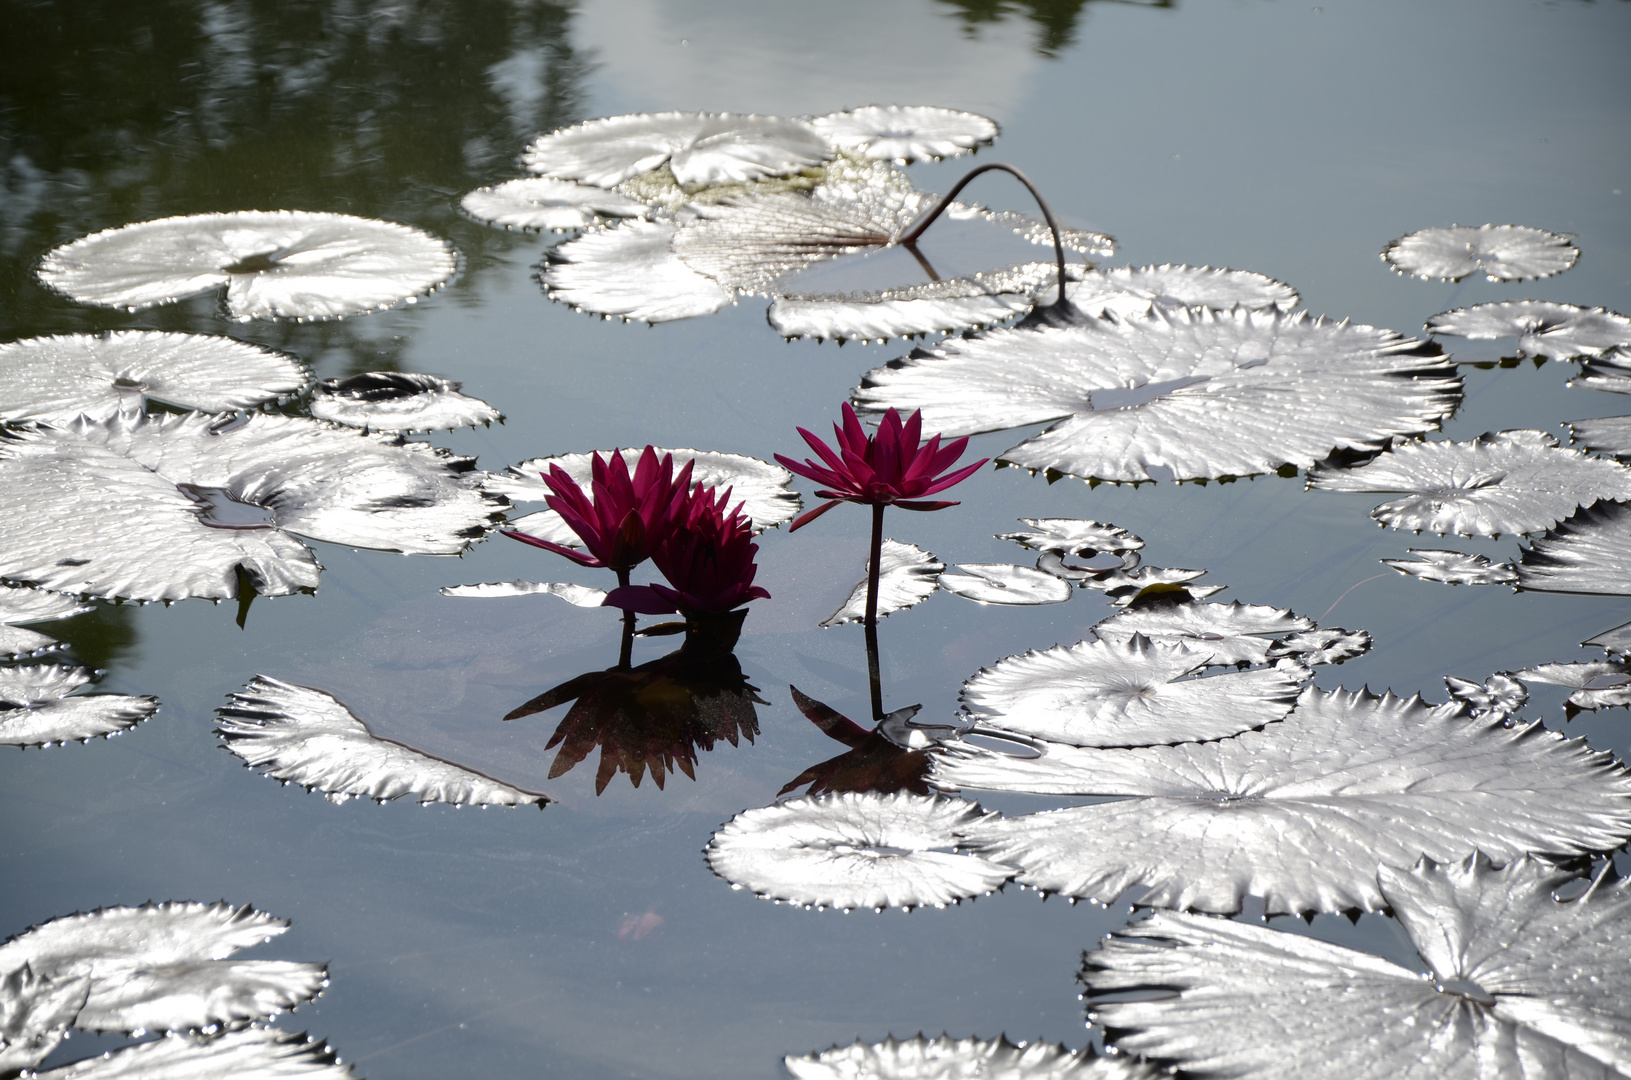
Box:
xmin=2 ymin=0 xmax=1630 ymax=1075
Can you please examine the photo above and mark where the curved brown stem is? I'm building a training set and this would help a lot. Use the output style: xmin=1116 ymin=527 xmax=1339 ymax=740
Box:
xmin=898 ymin=162 xmax=1070 ymax=307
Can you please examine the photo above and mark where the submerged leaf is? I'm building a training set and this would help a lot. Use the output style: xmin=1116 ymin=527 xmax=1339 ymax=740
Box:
xmin=938 ymin=563 xmax=1074 ymax=606
xmin=961 ymin=635 xmax=1308 ymax=748
xmin=855 ymin=306 xmax=1459 ymax=483
xmin=1066 ymin=264 xmax=1298 ymax=319
xmin=1383 ymin=549 xmax=1519 ymax=585
xmin=524 ymin=112 xmax=830 ymax=188
xmin=0 ymin=333 xmax=305 ymax=423
xmin=1309 ymin=430 xmax=1631 ymax=537
xmin=784 ymin=1035 xmax=1157 ymax=1080
xmin=38 ymin=211 xmax=456 ymax=320
xmin=1383 ymin=224 xmax=1579 ymax=282
xmin=808 ymin=105 xmax=999 ymax=163
xmin=1518 ymin=500 xmax=1631 ymax=596
xmin=460 ymin=177 xmax=645 ymax=231
xmin=1516 ymin=661 xmax=1631 ymax=712
xmin=705 ymin=792 xmax=1014 ymax=911
xmin=308 ymin=371 xmax=501 ymax=432
xmin=996 ymin=518 xmax=1144 ymax=557
xmin=0 ymin=665 xmax=156 ymax=748
xmin=942 ymin=687 xmax=1631 ymax=914
xmin=217 ymin=676 xmax=550 ymax=806
xmin=1091 ymin=601 xmax=1314 ymax=667
xmin=33 ymin=1026 xmax=356 ymax=1079
xmin=823 ymin=540 xmax=944 ymax=627
xmin=1568 ymin=414 xmax=1631 ymax=460
xmin=439 ymin=580 xmax=608 ymax=606
xmin=1081 ymin=854 xmax=1631 ymax=1079
xmin=1427 ymin=301 xmax=1631 ymax=361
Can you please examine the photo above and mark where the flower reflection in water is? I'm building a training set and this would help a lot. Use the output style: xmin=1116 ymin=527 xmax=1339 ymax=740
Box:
xmin=780 ymin=685 xmax=933 ymax=799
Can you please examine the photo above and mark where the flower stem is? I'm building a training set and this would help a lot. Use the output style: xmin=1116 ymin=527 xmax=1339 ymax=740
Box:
xmin=865 ymin=620 xmax=884 ymax=724
xmin=864 ymin=504 xmax=887 ymax=721
xmin=616 ymin=567 xmax=635 ymax=669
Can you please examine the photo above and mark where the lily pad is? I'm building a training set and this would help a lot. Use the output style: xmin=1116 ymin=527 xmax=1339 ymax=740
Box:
xmin=0 ymin=963 xmax=87 ymax=1073
xmin=959 ymin=635 xmax=1309 ymax=747
xmin=0 ymin=901 xmax=326 ymax=1035
xmin=1091 ymin=601 xmax=1315 ymax=667
xmin=460 ymin=177 xmax=645 ymax=231
xmin=1066 ymin=264 xmax=1298 ymax=320
xmin=1517 ymin=499 xmax=1631 ymax=596
xmin=1575 ymin=351 xmax=1631 ymax=395
xmin=0 ymin=585 xmax=89 ymax=659
xmin=784 ymin=1035 xmax=1157 ymax=1080
xmin=1587 ymin=621 xmax=1631 ymax=657
xmin=1515 ymin=661 xmax=1631 ymax=712
xmin=1081 ymin=854 xmax=1631 ymax=1078
xmin=0 ymin=333 xmax=306 ymax=423
xmin=439 ymin=580 xmax=608 ymax=607
xmin=1308 ymin=430 xmax=1631 ymax=537
xmin=522 ymin=111 xmax=830 ymax=188
xmin=38 ymin=211 xmax=457 ymax=320
xmin=543 ymin=218 xmax=734 ymax=322
xmin=854 ymin=306 xmax=1460 ymax=483
xmin=217 ymin=676 xmax=551 ymax=806
xmin=941 ymin=687 xmax=1631 ymax=914
xmin=997 ymin=518 xmax=1144 ymax=557
xmin=808 ymin=105 xmax=999 ymax=163
xmin=1445 ymin=673 xmax=1528 ymax=720
xmin=1078 ymin=564 xmax=1224 ymax=606
xmin=704 ymin=792 xmax=1015 ymax=911
xmin=1383 ymin=549 xmax=1519 ymax=585
xmin=1382 ymin=224 xmax=1579 ymax=282
xmin=935 ymin=562 xmax=1075 ymax=606
xmin=1265 ymin=627 xmax=1372 ymax=665
xmin=823 ymin=540 xmax=944 ymax=627
xmin=308 ymin=371 xmax=501 ymax=432
xmin=1427 ymin=301 xmax=1631 ymax=361
xmin=33 ymin=1026 xmax=356 ymax=1079
xmin=0 ymin=665 xmax=157 ymax=748
xmin=768 ymin=262 xmax=1059 ymax=343
xmin=1568 ymin=414 xmax=1631 ymax=459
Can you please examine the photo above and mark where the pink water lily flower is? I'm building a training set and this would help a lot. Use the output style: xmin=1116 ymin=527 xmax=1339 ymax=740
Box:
xmin=775 ymin=404 xmax=987 ymax=531
xmin=605 ymin=484 xmax=771 ymax=616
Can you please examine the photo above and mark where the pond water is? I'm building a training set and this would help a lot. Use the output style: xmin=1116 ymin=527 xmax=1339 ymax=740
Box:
xmin=3 ymin=0 xmax=1630 ymax=1076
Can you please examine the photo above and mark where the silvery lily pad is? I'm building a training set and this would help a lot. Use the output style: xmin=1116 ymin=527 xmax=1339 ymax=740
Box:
xmin=0 ymin=333 xmax=306 ymax=423
xmin=1081 ymin=854 xmax=1631 ymax=1079
xmin=1079 ymin=565 xmax=1223 ymax=606
xmin=0 ymin=586 xmax=88 ymax=659
xmin=1308 ymin=430 xmax=1631 ymax=537
xmin=959 ymin=635 xmax=1308 ymax=747
xmin=217 ymin=676 xmax=551 ymax=806
xmin=937 ymin=563 xmax=1074 ymax=606
xmin=784 ymin=1035 xmax=1157 ymax=1080
xmin=543 ymin=219 xmax=734 ymax=322
xmin=1383 ymin=549 xmax=1519 ymax=585
xmin=38 ymin=211 xmax=457 ymax=320
xmin=33 ymin=1026 xmax=356 ymax=1079
xmin=704 ymin=792 xmax=1015 ymax=911
xmin=768 ymin=262 xmax=1059 ymax=343
xmin=997 ymin=518 xmax=1144 ymax=557
xmin=808 ymin=105 xmax=999 ymax=163
xmin=0 ymin=963 xmax=88 ymax=1072
xmin=1588 ymin=621 xmax=1631 ymax=657
xmin=1265 ymin=627 xmax=1372 ymax=665
xmin=1518 ymin=500 xmax=1631 ymax=596
xmin=1575 ymin=351 xmax=1631 ymax=395
xmin=1066 ymin=264 xmax=1298 ymax=319
xmin=0 ymin=901 xmax=325 ymax=1035
xmin=1446 ymin=673 xmax=1528 ymax=722
xmin=439 ymin=580 xmax=608 ymax=607
xmin=460 ymin=177 xmax=645 ymax=231
xmin=1427 ymin=301 xmax=1631 ymax=360
xmin=855 ymin=306 xmax=1460 ymax=483
xmin=522 ymin=111 xmax=830 ymax=188
xmin=1382 ymin=224 xmax=1579 ymax=282
xmin=1091 ymin=602 xmax=1315 ymax=667
xmin=1568 ymin=414 xmax=1631 ymax=459
xmin=1515 ymin=661 xmax=1631 ymax=712
xmin=493 ymin=447 xmax=799 ymax=540
xmin=823 ymin=540 xmax=944 ymax=627
xmin=308 ymin=372 xmax=501 ymax=432
xmin=941 ymin=687 xmax=1631 ymax=914
xmin=0 ymin=665 xmax=157 ymax=748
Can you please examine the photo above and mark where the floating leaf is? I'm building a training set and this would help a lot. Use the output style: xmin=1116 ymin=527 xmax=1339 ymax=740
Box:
xmin=0 ymin=333 xmax=305 ymax=423
xmin=542 ymin=218 xmax=734 ymax=322
xmin=1516 ymin=661 xmax=1631 ymax=712
xmin=1079 ymin=564 xmax=1223 ymax=606
xmin=960 ymin=635 xmax=1307 ymax=748
xmin=33 ymin=1026 xmax=356 ymax=1079
xmin=704 ymin=792 xmax=1014 ymax=911
xmin=0 ymin=586 xmax=88 ymax=660
xmin=1309 ymin=430 xmax=1631 ymax=537
xmin=38 ymin=211 xmax=456 ymax=320
xmin=1426 ymin=301 xmax=1631 ymax=360
xmin=1081 ymin=854 xmax=1631 ymax=1078
xmin=784 ymin=1035 xmax=1157 ymax=1080
xmin=523 ymin=111 xmax=830 ymax=188
xmin=218 ymin=676 xmax=551 ymax=806
xmin=808 ymin=105 xmax=999 ymax=163
xmin=0 ymin=902 xmax=325 ymax=1035
xmin=0 ymin=963 xmax=88 ymax=1073
xmin=460 ymin=177 xmax=645 ymax=231
xmin=1091 ymin=601 xmax=1314 ymax=667
xmin=439 ymin=580 xmax=608 ymax=606
xmin=1517 ymin=499 xmax=1631 ymax=596
xmin=1383 ymin=549 xmax=1519 ymax=585
xmin=855 ymin=306 xmax=1459 ymax=483
xmin=308 ymin=372 xmax=501 ymax=432
xmin=996 ymin=518 xmax=1144 ymax=557
xmin=0 ymin=665 xmax=157 ymax=748
xmin=1574 ymin=351 xmax=1631 ymax=395
xmin=1265 ymin=627 xmax=1372 ymax=665
xmin=768 ymin=262 xmax=1057 ymax=343
xmin=492 ymin=447 xmax=799 ymax=541
xmin=937 ymin=563 xmax=1074 ymax=606
xmin=1066 ymin=264 xmax=1298 ymax=320
xmin=1568 ymin=414 xmax=1631 ymax=460
xmin=942 ymin=687 xmax=1631 ymax=914
xmin=1445 ymin=673 xmax=1527 ymax=720
xmin=1587 ymin=621 xmax=1631 ymax=657
xmin=823 ymin=540 xmax=944 ymax=627
xmin=1382 ymin=224 xmax=1579 ymax=282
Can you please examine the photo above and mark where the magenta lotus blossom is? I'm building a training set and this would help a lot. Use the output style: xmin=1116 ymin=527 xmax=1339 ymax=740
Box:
xmin=776 ymin=404 xmax=987 ymax=532
xmin=605 ymin=484 xmax=771 ymax=616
